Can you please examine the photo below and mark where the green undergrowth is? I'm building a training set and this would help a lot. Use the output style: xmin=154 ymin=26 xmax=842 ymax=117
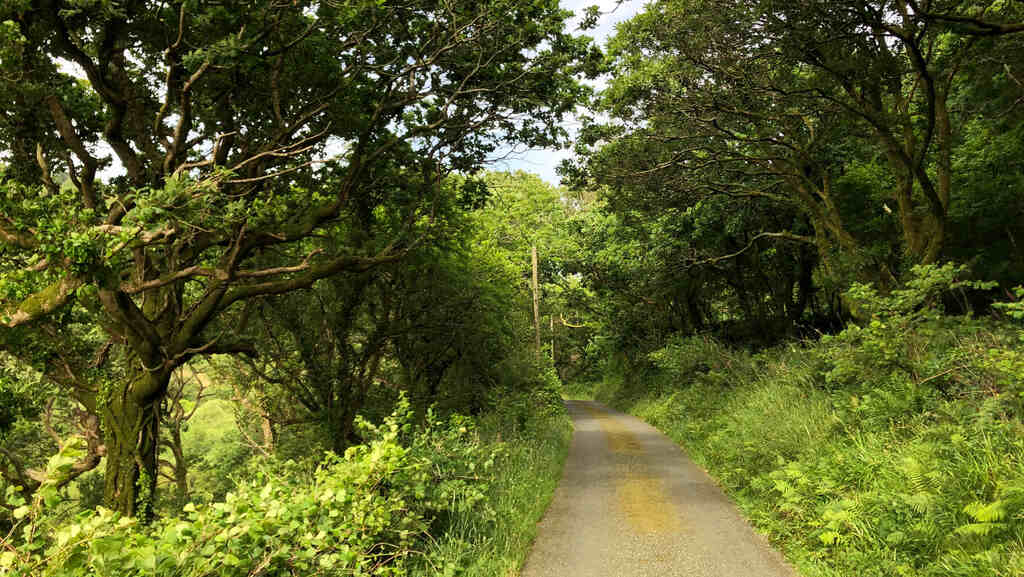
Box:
xmin=593 ymin=266 xmax=1024 ymax=577
xmin=558 ymin=380 xmax=595 ymax=400
xmin=1 ymin=386 xmax=571 ymax=577
xmin=421 ymin=384 xmax=572 ymax=577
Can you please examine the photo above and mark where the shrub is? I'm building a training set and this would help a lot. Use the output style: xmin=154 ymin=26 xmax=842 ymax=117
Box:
xmin=1 ymin=397 xmax=500 ymax=577
xmin=428 ymin=380 xmax=571 ymax=577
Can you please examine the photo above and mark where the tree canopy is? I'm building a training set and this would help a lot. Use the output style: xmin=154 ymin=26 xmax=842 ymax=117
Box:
xmin=565 ymin=0 xmax=1024 ymax=350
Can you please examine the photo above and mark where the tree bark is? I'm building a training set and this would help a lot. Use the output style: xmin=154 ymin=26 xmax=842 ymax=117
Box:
xmin=923 ymin=86 xmax=953 ymax=264
xmin=791 ymin=245 xmax=816 ymax=322
xmin=101 ymin=366 xmax=167 ymax=520
xmin=327 ymin=388 xmax=363 ymax=454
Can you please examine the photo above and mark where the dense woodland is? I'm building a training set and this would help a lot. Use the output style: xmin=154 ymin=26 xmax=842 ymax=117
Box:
xmin=1 ymin=1 xmax=1024 ymax=576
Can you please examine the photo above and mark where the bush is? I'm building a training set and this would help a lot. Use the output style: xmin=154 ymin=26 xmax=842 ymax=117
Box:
xmin=1 ymin=397 xmax=500 ymax=577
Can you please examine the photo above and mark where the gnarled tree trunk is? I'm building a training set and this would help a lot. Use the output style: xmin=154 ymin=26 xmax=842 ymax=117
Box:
xmin=101 ymin=366 xmax=168 ymax=520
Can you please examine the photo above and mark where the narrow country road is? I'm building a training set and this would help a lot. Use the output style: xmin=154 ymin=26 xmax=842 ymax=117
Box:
xmin=520 ymin=400 xmax=798 ymax=577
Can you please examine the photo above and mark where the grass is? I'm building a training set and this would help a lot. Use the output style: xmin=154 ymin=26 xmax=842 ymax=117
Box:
xmin=419 ymin=408 xmax=572 ymax=577
xmin=559 ymin=378 xmax=596 ymax=400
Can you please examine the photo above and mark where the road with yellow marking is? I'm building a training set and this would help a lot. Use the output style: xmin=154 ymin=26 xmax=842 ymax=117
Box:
xmin=519 ymin=400 xmax=798 ymax=577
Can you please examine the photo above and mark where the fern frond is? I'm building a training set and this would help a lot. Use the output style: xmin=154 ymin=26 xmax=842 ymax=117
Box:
xmin=954 ymin=522 xmax=1007 ymax=537
xmin=900 ymin=457 xmax=936 ymax=494
xmin=964 ymin=500 xmax=1008 ymax=523
xmin=903 ymin=491 xmax=935 ymax=514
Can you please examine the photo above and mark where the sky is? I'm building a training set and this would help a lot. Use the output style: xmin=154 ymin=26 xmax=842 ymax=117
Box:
xmin=493 ymin=0 xmax=644 ymax=186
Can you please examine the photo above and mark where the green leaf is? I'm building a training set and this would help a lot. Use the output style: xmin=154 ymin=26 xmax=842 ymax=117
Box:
xmin=40 ymin=485 xmax=60 ymax=508
xmin=819 ymin=531 xmax=841 ymax=546
xmin=0 ymin=551 xmax=18 ymax=567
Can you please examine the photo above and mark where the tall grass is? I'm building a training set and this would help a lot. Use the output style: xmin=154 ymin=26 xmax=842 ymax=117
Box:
xmin=418 ymin=394 xmax=572 ymax=577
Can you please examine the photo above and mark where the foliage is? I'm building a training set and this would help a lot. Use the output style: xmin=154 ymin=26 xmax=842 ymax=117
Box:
xmin=562 ymin=0 xmax=1024 ymax=370
xmin=0 ymin=397 xmax=507 ymax=577
xmin=420 ymin=385 xmax=571 ymax=577
xmin=0 ymin=0 xmax=593 ymax=515
xmin=994 ymin=287 xmax=1024 ymax=321
xmin=176 ymin=396 xmax=251 ymax=504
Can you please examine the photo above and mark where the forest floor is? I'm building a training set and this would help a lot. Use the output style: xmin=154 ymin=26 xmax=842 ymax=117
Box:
xmin=519 ymin=400 xmax=797 ymax=577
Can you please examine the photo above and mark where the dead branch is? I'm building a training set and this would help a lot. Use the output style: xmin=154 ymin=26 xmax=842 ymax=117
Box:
xmin=235 ymin=249 xmax=324 ymax=278
xmin=683 ymin=231 xmax=816 ymax=269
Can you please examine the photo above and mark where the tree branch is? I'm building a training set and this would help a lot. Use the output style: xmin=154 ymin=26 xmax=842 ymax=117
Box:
xmin=46 ymin=95 xmax=98 ymax=209
xmin=220 ymin=250 xmax=406 ymax=309
xmin=683 ymin=231 xmax=816 ymax=269
xmin=908 ymin=2 xmax=1024 ymax=36
xmin=1 ymin=276 xmax=84 ymax=328
xmin=120 ymin=265 xmax=215 ymax=294
xmin=0 ymin=218 xmax=37 ymax=249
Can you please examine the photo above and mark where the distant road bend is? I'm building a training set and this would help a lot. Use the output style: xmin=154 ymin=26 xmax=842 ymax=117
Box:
xmin=520 ymin=400 xmax=798 ymax=577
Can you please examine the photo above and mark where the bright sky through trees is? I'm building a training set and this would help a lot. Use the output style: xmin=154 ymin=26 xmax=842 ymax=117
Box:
xmin=498 ymin=0 xmax=642 ymax=184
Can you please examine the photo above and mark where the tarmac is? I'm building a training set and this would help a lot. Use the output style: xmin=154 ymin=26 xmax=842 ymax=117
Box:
xmin=519 ymin=400 xmax=799 ymax=577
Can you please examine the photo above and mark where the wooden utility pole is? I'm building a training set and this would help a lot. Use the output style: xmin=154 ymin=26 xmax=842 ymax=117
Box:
xmin=550 ymin=314 xmax=556 ymax=363
xmin=532 ymin=245 xmax=541 ymax=356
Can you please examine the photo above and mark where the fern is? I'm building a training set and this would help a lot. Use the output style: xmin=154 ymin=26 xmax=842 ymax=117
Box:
xmin=955 ymin=522 xmax=1008 ymax=537
xmin=998 ymin=480 xmax=1024 ymax=515
xmin=903 ymin=491 xmax=936 ymax=514
xmin=957 ymin=500 xmax=1011 ymax=540
xmin=900 ymin=456 xmax=938 ymax=494
xmin=964 ymin=500 xmax=1008 ymax=523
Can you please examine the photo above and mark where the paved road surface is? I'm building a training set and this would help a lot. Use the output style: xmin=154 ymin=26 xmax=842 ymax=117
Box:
xmin=520 ymin=400 xmax=798 ymax=577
